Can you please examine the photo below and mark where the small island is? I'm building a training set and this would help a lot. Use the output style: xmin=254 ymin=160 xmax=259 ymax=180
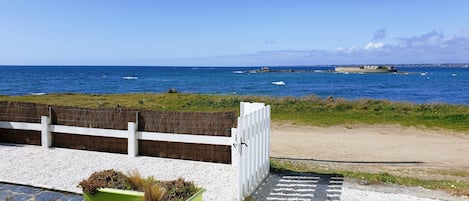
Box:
xmin=245 ymin=67 xmax=304 ymax=73
xmin=238 ymin=65 xmax=399 ymax=74
xmin=335 ymin=65 xmax=398 ymax=73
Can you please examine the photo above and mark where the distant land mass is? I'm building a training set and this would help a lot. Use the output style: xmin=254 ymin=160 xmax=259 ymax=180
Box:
xmin=255 ymin=63 xmax=468 ymax=68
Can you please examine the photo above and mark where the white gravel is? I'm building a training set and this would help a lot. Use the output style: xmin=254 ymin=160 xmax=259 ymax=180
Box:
xmin=0 ymin=144 xmax=236 ymax=201
xmin=1 ymin=144 xmax=465 ymax=201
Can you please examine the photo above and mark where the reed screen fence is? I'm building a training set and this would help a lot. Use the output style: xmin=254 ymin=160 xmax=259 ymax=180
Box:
xmin=0 ymin=101 xmax=236 ymax=163
xmin=0 ymin=101 xmax=236 ymax=135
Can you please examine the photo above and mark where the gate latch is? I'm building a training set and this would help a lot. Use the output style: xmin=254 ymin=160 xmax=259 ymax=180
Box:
xmin=241 ymin=142 xmax=248 ymax=147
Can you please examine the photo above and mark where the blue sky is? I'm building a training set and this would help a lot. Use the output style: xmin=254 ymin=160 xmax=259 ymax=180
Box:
xmin=1 ymin=0 xmax=469 ymax=66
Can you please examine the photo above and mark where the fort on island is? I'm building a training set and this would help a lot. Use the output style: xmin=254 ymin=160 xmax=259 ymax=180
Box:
xmin=335 ymin=65 xmax=398 ymax=73
xmin=241 ymin=65 xmax=399 ymax=74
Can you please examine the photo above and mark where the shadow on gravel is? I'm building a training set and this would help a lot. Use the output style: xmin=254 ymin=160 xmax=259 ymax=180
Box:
xmin=0 ymin=143 xmax=24 ymax=147
xmin=272 ymin=157 xmax=424 ymax=165
xmin=250 ymin=171 xmax=343 ymax=201
xmin=0 ymin=182 xmax=83 ymax=201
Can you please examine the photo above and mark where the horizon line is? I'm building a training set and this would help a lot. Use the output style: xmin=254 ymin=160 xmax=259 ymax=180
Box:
xmin=1 ymin=63 xmax=469 ymax=68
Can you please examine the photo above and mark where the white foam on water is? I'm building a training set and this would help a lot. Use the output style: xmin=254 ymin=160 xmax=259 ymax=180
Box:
xmin=122 ymin=76 xmax=138 ymax=80
xmin=272 ymin=81 xmax=286 ymax=86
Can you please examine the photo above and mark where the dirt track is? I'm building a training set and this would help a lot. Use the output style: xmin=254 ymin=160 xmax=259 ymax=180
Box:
xmin=270 ymin=122 xmax=469 ymax=181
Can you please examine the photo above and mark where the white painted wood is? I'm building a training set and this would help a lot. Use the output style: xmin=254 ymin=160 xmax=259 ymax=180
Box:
xmin=233 ymin=127 xmax=242 ymax=201
xmin=255 ymin=109 xmax=261 ymax=184
xmin=231 ymin=128 xmax=238 ymax=166
xmin=0 ymin=121 xmax=41 ymax=131
xmin=138 ymin=131 xmax=232 ymax=146
xmin=236 ymin=102 xmax=271 ymax=201
xmin=266 ymin=105 xmax=271 ymax=177
xmin=49 ymin=125 xmax=128 ymax=138
xmin=128 ymin=122 xmax=138 ymax=157
xmin=244 ymin=113 xmax=249 ymax=195
xmin=240 ymin=102 xmax=265 ymax=116
xmin=249 ymin=111 xmax=255 ymax=193
xmin=41 ymin=116 xmax=51 ymax=148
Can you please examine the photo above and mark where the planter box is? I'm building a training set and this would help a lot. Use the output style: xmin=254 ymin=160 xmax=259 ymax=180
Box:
xmin=84 ymin=188 xmax=206 ymax=201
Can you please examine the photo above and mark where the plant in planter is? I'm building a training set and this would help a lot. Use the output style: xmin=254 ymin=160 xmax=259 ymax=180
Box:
xmin=78 ymin=169 xmax=204 ymax=201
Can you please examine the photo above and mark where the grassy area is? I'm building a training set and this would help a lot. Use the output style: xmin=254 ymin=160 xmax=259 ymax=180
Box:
xmin=1 ymin=93 xmax=469 ymax=132
xmin=270 ymin=159 xmax=469 ymax=196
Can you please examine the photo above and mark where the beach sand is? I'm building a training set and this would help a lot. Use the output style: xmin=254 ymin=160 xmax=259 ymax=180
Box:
xmin=270 ymin=122 xmax=469 ymax=181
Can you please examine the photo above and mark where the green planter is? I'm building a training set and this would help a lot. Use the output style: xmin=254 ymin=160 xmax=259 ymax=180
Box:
xmin=84 ymin=188 xmax=206 ymax=201
xmin=186 ymin=188 xmax=206 ymax=201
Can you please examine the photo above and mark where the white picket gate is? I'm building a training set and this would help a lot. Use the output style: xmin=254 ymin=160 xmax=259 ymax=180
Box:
xmin=232 ymin=102 xmax=271 ymax=201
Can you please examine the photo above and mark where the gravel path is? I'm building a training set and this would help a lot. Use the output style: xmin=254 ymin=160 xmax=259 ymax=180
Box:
xmin=0 ymin=144 xmax=236 ymax=201
xmin=1 ymin=144 xmax=467 ymax=201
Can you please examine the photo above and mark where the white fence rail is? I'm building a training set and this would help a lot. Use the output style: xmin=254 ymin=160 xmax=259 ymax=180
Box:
xmin=0 ymin=102 xmax=271 ymax=201
xmin=233 ymin=102 xmax=271 ymax=201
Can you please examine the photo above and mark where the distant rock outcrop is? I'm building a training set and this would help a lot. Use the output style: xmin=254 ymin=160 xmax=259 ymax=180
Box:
xmin=167 ymin=88 xmax=178 ymax=93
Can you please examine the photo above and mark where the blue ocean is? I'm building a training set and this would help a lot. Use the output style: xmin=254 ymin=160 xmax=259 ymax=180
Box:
xmin=0 ymin=65 xmax=468 ymax=105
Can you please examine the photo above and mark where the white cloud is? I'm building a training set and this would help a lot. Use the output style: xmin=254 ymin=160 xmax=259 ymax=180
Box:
xmin=166 ymin=30 xmax=469 ymax=66
xmin=334 ymin=46 xmax=358 ymax=54
xmin=395 ymin=30 xmax=445 ymax=48
xmin=460 ymin=27 xmax=469 ymax=38
xmin=254 ymin=31 xmax=469 ymax=65
xmin=365 ymin=42 xmax=384 ymax=50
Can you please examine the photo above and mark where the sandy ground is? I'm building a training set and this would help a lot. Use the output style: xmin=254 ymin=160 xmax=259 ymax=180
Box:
xmin=270 ymin=122 xmax=469 ymax=181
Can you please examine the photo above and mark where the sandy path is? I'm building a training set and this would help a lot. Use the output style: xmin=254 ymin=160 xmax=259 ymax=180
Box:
xmin=270 ymin=123 xmax=469 ymax=179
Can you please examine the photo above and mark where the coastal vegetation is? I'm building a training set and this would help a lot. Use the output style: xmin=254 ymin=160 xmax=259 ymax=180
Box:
xmin=1 ymin=93 xmax=468 ymax=132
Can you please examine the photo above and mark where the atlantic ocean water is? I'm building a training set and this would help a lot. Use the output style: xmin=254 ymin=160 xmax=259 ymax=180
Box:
xmin=0 ymin=65 xmax=468 ymax=105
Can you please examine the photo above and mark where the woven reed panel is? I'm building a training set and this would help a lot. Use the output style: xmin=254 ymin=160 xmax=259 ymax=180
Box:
xmin=0 ymin=101 xmax=48 ymax=123
xmin=0 ymin=129 xmax=41 ymax=145
xmin=138 ymin=110 xmax=236 ymax=136
xmin=1 ymin=101 xmax=237 ymax=136
xmin=51 ymin=106 xmax=137 ymax=130
xmin=139 ymin=140 xmax=231 ymax=164
xmin=52 ymin=133 xmax=127 ymax=154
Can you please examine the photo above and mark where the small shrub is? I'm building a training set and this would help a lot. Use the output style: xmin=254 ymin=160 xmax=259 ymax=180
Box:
xmin=78 ymin=169 xmax=131 ymax=196
xmin=127 ymin=169 xmax=145 ymax=191
xmin=300 ymin=94 xmax=321 ymax=103
xmin=161 ymin=178 xmax=200 ymax=201
xmin=144 ymin=184 xmax=165 ymax=201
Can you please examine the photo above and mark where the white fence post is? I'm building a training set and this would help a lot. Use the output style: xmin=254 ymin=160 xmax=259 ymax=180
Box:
xmin=232 ymin=126 xmax=242 ymax=201
xmin=41 ymin=116 xmax=51 ymax=148
xmin=128 ymin=122 xmax=138 ymax=157
xmin=231 ymin=128 xmax=238 ymax=167
xmin=266 ymin=105 xmax=271 ymax=177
